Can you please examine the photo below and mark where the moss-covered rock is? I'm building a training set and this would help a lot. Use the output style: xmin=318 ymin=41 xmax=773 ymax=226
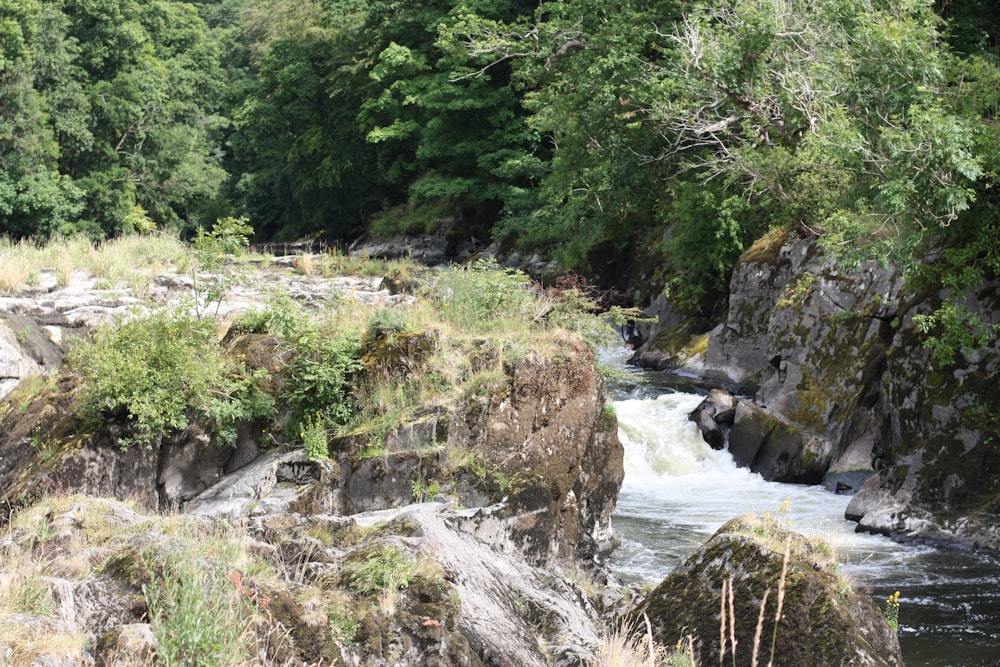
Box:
xmin=845 ymin=281 xmax=1000 ymax=548
xmin=636 ymin=230 xmax=1000 ymax=548
xmin=631 ymin=516 xmax=902 ymax=667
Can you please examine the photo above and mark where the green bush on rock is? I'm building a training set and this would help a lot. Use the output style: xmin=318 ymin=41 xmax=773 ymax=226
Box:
xmin=69 ymin=309 xmax=275 ymax=449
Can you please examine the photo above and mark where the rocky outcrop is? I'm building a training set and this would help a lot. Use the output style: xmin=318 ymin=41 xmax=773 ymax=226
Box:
xmin=845 ymin=278 xmax=1000 ymax=549
xmin=696 ymin=229 xmax=902 ymax=488
xmin=632 ymin=515 xmax=903 ymax=667
xmin=0 ymin=496 xmax=606 ymax=666
xmin=0 ymin=334 xmax=621 ymax=572
xmin=0 ymin=260 xmax=625 ymax=664
xmin=636 ymin=229 xmax=1000 ymax=550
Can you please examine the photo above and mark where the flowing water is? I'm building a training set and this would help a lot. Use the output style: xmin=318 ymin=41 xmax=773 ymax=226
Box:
xmin=601 ymin=358 xmax=1000 ymax=667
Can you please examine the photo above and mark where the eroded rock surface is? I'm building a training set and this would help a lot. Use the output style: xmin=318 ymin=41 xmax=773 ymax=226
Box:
xmin=0 ymin=495 xmax=606 ymax=667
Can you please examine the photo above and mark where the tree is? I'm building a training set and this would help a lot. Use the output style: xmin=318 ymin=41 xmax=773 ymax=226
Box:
xmin=1 ymin=0 xmax=233 ymax=239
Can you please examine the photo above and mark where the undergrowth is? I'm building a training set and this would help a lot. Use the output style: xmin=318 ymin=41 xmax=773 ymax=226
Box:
xmin=68 ymin=309 xmax=275 ymax=449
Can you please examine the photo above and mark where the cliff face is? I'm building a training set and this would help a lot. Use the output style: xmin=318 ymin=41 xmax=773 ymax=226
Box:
xmin=847 ymin=279 xmax=1000 ymax=549
xmin=638 ymin=231 xmax=1000 ymax=550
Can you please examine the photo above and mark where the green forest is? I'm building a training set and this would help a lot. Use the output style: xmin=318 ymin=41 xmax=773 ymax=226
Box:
xmin=2 ymin=0 xmax=999 ymax=316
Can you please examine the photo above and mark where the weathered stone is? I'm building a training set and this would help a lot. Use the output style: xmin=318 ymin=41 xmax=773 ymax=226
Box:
xmin=444 ymin=342 xmax=624 ymax=568
xmin=157 ymin=425 xmax=231 ymax=505
xmin=632 ymin=516 xmax=903 ymax=667
xmin=690 ymin=407 xmax=725 ymax=450
xmin=704 ymin=388 xmax=738 ymax=424
xmin=0 ymin=322 xmax=42 ymax=400
xmin=94 ymin=624 xmax=157 ymax=667
xmin=409 ymin=509 xmax=601 ymax=667
xmin=728 ymin=392 xmax=858 ymax=483
xmin=0 ymin=613 xmax=90 ymax=667
xmin=729 ymin=402 xmax=770 ymax=468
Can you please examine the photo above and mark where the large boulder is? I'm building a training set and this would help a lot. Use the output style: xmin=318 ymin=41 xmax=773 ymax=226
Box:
xmin=728 ymin=402 xmax=835 ymax=484
xmin=636 ymin=229 xmax=899 ymax=488
xmin=445 ymin=341 xmax=624 ymax=568
xmin=632 ymin=515 xmax=902 ymax=667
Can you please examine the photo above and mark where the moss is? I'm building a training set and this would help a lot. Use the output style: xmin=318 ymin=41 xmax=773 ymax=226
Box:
xmin=360 ymin=330 xmax=439 ymax=383
xmin=776 ymin=272 xmax=817 ymax=308
xmin=682 ymin=333 xmax=710 ymax=359
xmin=740 ymin=227 xmax=789 ymax=265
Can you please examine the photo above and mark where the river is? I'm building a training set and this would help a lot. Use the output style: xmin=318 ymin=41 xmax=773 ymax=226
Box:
xmin=602 ymin=360 xmax=1000 ymax=667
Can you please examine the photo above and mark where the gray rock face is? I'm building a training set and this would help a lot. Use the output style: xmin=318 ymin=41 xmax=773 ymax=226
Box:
xmin=1 ymin=495 xmax=606 ymax=667
xmin=638 ymin=229 xmax=1000 ymax=550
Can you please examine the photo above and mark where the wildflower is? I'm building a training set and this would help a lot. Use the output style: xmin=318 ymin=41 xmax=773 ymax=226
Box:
xmin=883 ymin=591 xmax=901 ymax=633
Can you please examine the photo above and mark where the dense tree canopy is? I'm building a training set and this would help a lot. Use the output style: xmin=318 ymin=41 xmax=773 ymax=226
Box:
xmin=1 ymin=0 xmax=999 ymax=329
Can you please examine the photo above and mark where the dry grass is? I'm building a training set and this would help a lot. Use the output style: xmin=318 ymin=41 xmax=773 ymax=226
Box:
xmin=0 ymin=620 xmax=87 ymax=667
xmin=0 ymin=243 xmax=32 ymax=293
xmin=597 ymin=620 xmax=676 ymax=667
xmin=0 ymin=548 xmax=55 ymax=619
xmin=0 ymin=233 xmax=191 ymax=294
xmin=295 ymin=252 xmax=315 ymax=275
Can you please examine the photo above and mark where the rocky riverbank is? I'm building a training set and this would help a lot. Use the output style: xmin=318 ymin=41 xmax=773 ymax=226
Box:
xmin=0 ymin=249 xmax=902 ymax=665
xmin=635 ymin=229 xmax=1000 ymax=552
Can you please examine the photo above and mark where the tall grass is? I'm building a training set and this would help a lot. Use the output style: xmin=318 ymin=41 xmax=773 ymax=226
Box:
xmin=0 ymin=233 xmax=191 ymax=294
xmin=1 ymin=496 xmax=285 ymax=667
xmin=597 ymin=620 xmax=697 ymax=667
xmin=142 ymin=554 xmax=260 ymax=667
xmin=0 ymin=239 xmax=33 ymax=293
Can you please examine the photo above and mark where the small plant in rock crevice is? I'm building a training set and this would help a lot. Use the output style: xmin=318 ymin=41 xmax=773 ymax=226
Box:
xmin=883 ymin=590 xmax=901 ymax=633
xmin=342 ymin=546 xmax=415 ymax=595
xmin=301 ymin=417 xmax=330 ymax=460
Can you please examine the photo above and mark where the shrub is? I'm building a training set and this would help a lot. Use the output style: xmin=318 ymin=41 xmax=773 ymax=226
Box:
xmin=69 ymin=309 xmax=274 ymax=449
xmin=229 ymin=292 xmax=305 ymax=338
xmin=190 ymin=217 xmax=255 ymax=317
xmin=301 ymin=417 xmax=330 ymax=460
xmin=230 ymin=296 xmax=365 ymax=442
xmin=281 ymin=322 xmax=363 ymax=432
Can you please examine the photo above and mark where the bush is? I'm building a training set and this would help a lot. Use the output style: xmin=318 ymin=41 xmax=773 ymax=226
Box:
xmin=231 ymin=295 xmax=365 ymax=440
xmin=281 ymin=321 xmax=364 ymax=432
xmin=69 ymin=309 xmax=274 ymax=449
